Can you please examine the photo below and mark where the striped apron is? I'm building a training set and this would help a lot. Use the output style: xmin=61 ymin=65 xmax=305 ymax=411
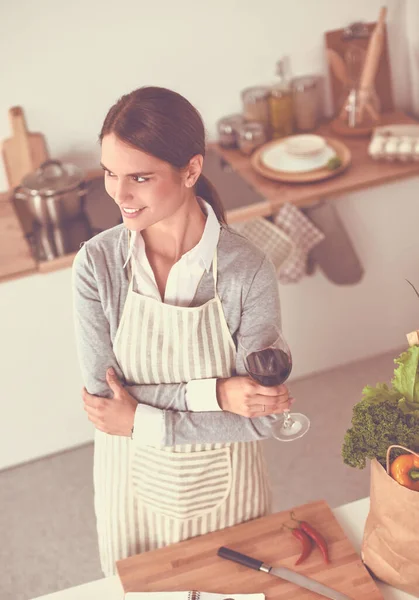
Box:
xmin=93 ymin=250 xmax=271 ymax=576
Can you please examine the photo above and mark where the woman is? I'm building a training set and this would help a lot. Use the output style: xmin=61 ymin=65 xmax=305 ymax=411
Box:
xmin=72 ymin=86 xmax=291 ymax=577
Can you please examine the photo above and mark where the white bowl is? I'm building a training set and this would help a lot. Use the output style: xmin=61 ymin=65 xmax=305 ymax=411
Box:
xmin=285 ymin=134 xmax=326 ymax=157
xmin=260 ymin=137 xmax=336 ymax=173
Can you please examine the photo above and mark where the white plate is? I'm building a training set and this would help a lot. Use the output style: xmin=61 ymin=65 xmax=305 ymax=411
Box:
xmin=260 ymin=139 xmax=337 ymax=173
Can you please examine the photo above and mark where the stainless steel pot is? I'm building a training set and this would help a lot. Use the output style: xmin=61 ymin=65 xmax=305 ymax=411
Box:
xmin=14 ymin=159 xmax=87 ymax=227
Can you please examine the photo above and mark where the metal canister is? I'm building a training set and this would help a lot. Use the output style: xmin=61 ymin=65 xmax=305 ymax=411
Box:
xmin=291 ymin=76 xmax=321 ymax=132
xmin=217 ymin=114 xmax=244 ymax=148
xmin=237 ymin=122 xmax=267 ymax=156
xmin=241 ymin=86 xmax=270 ymax=131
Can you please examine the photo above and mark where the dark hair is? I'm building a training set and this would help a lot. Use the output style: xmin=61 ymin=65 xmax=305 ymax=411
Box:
xmin=99 ymin=86 xmax=226 ymax=223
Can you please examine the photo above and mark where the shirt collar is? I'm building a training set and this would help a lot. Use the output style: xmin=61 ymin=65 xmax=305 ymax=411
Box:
xmin=184 ymin=198 xmax=220 ymax=272
xmin=123 ymin=229 xmax=137 ymax=269
xmin=123 ymin=198 xmax=220 ymax=272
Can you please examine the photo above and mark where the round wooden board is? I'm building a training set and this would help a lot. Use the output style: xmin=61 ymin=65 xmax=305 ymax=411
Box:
xmin=251 ymin=136 xmax=351 ymax=183
xmin=330 ymin=117 xmax=375 ymax=137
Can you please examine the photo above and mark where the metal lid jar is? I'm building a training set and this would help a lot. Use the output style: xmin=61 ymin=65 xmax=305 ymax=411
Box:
xmin=217 ymin=114 xmax=245 ymax=148
xmin=237 ymin=121 xmax=267 ymax=156
xmin=241 ymin=86 xmax=270 ymax=131
xmin=291 ymin=75 xmax=321 ymax=132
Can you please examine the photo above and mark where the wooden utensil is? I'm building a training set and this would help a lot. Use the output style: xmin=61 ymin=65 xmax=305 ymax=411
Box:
xmin=326 ymin=49 xmax=350 ymax=87
xmin=357 ymin=7 xmax=387 ymax=122
xmin=1 ymin=106 xmax=49 ymax=189
xmin=325 ymin=14 xmax=394 ymax=116
xmin=116 ymin=500 xmax=384 ymax=599
xmin=250 ymin=137 xmax=351 ymax=184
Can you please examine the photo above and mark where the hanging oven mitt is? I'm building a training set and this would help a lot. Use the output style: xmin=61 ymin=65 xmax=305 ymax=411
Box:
xmin=302 ymin=201 xmax=364 ymax=285
xmin=125 ymin=593 xmax=265 ymax=599
xmin=273 ymin=203 xmax=325 ymax=283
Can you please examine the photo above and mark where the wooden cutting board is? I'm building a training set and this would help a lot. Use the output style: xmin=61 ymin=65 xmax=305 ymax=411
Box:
xmin=1 ymin=106 xmax=49 ymax=189
xmin=250 ymin=137 xmax=351 ymax=183
xmin=325 ymin=21 xmax=394 ymax=115
xmin=116 ymin=500 xmax=384 ymax=599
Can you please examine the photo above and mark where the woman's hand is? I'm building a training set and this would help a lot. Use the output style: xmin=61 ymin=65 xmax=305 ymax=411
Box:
xmin=82 ymin=368 xmax=137 ymax=436
xmin=216 ymin=376 xmax=291 ymax=418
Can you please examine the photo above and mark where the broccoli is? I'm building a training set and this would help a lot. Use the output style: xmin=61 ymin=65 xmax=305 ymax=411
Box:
xmin=342 ymin=346 xmax=419 ymax=469
xmin=342 ymin=398 xmax=419 ymax=469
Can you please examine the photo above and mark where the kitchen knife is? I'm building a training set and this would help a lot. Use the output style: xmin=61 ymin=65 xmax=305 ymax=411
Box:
xmin=217 ymin=547 xmax=353 ymax=600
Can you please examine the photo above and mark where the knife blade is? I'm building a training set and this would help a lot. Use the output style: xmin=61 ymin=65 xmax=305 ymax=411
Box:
xmin=217 ymin=546 xmax=353 ymax=600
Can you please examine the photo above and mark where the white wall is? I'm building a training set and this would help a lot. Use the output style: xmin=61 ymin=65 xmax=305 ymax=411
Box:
xmin=2 ymin=0 xmax=419 ymax=468
xmin=282 ymin=176 xmax=419 ymax=380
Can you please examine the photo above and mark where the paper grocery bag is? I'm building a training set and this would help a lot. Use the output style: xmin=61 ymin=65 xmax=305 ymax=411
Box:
xmin=362 ymin=446 xmax=419 ymax=596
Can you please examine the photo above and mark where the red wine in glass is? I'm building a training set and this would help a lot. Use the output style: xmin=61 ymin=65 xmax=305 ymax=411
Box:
xmin=245 ymin=348 xmax=292 ymax=387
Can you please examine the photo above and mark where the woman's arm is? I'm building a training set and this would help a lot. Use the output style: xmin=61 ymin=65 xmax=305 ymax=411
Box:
xmin=72 ymin=243 xmax=197 ymax=411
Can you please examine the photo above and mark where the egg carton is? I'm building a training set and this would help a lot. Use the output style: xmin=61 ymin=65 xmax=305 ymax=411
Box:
xmin=230 ymin=217 xmax=294 ymax=272
xmin=368 ymin=124 xmax=419 ymax=162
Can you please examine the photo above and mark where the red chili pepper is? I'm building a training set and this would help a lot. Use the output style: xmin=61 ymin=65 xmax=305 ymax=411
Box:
xmin=292 ymin=527 xmax=313 ymax=565
xmin=299 ymin=520 xmax=330 ymax=564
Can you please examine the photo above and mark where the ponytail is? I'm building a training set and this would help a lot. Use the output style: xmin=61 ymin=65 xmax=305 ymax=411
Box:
xmin=195 ymin=173 xmax=226 ymax=225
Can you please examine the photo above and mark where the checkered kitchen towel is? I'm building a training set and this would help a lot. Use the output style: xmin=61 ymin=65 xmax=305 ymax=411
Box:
xmin=230 ymin=217 xmax=294 ymax=273
xmin=274 ymin=203 xmax=325 ymax=283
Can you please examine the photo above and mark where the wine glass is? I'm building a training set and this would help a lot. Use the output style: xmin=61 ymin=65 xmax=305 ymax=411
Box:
xmin=239 ymin=328 xmax=310 ymax=442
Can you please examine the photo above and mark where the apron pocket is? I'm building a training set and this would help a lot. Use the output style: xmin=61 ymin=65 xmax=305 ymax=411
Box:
xmin=131 ymin=445 xmax=232 ymax=520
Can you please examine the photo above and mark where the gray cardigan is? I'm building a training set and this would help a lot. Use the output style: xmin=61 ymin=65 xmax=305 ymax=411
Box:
xmin=72 ymin=223 xmax=283 ymax=445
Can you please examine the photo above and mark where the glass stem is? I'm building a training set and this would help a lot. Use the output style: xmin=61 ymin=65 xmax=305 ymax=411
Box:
xmin=282 ymin=409 xmax=293 ymax=429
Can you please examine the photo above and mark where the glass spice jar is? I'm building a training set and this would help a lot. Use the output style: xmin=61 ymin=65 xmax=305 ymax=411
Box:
xmin=216 ymin=114 xmax=244 ymax=148
xmin=291 ymin=75 xmax=321 ymax=132
xmin=237 ymin=122 xmax=267 ymax=156
xmin=269 ymin=59 xmax=294 ymax=139
xmin=241 ymin=86 xmax=270 ymax=132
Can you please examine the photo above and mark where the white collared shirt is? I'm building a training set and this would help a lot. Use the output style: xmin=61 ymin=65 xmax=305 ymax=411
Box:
xmin=127 ymin=198 xmax=223 ymax=414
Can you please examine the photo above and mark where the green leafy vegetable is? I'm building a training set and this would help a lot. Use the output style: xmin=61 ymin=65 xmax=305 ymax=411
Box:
xmin=342 ymin=347 xmax=419 ymax=469
xmin=392 ymin=346 xmax=419 ymax=403
xmin=326 ymin=156 xmax=342 ymax=171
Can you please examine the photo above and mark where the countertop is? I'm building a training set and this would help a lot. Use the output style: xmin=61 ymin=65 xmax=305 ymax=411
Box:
xmin=30 ymin=497 xmax=416 ymax=600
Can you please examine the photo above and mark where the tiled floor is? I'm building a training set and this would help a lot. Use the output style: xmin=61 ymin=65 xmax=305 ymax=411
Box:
xmin=1 ymin=348 xmax=398 ymax=600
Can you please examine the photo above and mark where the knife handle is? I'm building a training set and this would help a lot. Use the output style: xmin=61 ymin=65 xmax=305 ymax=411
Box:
xmin=217 ymin=546 xmax=264 ymax=571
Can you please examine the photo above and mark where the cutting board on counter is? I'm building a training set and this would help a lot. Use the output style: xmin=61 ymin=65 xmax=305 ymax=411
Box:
xmin=117 ymin=500 xmax=384 ymax=599
xmin=1 ymin=106 xmax=49 ymax=189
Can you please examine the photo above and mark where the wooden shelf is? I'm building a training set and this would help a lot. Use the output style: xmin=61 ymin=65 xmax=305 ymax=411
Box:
xmin=37 ymin=252 xmax=77 ymax=273
xmin=0 ymin=169 xmax=104 ymax=283
xmin=0 ymin=192 xmax=37 ymax=282
xmin=211 ymin=111 xmax=419 ymax=217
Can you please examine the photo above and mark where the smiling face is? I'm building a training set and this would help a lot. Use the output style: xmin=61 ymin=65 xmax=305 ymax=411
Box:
xmin=101 ymin=133 xmax=201 ymax=232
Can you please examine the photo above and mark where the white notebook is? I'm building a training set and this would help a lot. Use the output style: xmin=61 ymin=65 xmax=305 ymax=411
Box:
xmin=125 ymin=593 xmax=265 ymax=600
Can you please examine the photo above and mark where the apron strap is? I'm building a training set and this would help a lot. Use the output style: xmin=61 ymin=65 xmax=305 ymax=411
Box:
xmin=212 ymin=250 xmax=218 ymax=292
xmin=124 ymin=229 xmax=135 ymax=289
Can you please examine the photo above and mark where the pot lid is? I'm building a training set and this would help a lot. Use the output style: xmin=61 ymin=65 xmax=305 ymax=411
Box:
xmin=20 ymin=160 xmax=84 ymax=196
